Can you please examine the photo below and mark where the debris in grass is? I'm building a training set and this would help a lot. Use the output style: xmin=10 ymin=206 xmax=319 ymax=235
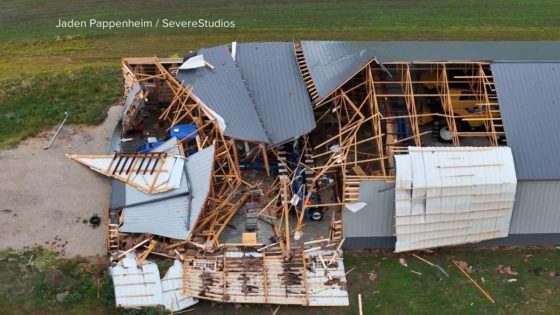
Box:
xmin=453 ymin=260 xmax=495 ymax=304
xmin=368 ymin=271 xmax=377 ymax=283
xmin=345 ymin=266 xmax=357 ymax=276
xmin=507 ymin=278 xmax=518 ymax=283
xmin=399 ymin=257 xmax=408 ymax=267
xmin=411 ymin=270 xmax=422 ymax=276
xmin=496 ymin=265 xmax=518 ymax=275
xmin=455 ymin=260 xmax=472 ymax=273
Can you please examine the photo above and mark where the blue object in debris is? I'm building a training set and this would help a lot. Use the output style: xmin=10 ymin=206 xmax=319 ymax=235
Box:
xmin=136 ymin=141 xmax=165 ymax=153
xmin=170 ymin=124 xmax=198 ymax=141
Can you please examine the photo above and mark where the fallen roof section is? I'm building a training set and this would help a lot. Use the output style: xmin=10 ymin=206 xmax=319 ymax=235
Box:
xmin=110 ymin=254 xmax=163 ymax=308
xmin=67 ymin=152 xmax=184 ymax=195
xmin=300 ymin=41 xmax=377 ymax=99
xmin=236 ymin=42 xmax=315 ymax=145
xmin=161 ymin=260 xmax=198 ymax=311
xmin=176 ymin=45 xmax=269 ymax=143
xmin=300 ymin=41 xmax=560 ymax=100
xmin=110 ymin=254 xmax=197 ymax=311
xmin=119 ymin=145 xmax=215 ymax=240
xmin=182 ymin=249 xmax=349 ymax=306
xmin=394 ymin=147 xmax=517 ymax=252
xmin=491 ymin=62 xmax=560 ymax=180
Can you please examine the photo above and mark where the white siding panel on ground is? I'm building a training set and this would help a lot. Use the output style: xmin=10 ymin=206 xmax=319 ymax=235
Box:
xmin=110 ymin=254 xmax=163 ymax=308
xmin=161 ymin=260 xmax=198 ymax=311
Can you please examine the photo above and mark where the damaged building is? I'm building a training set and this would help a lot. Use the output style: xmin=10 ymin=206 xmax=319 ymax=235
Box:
xmin=67 ymin=40 xmax=560 ymax=310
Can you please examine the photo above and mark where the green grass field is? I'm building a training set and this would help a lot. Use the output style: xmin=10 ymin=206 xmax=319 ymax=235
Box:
xmin=1 ymin=247 xmax=559 ymax=314
xmin=0 ymin=0 xmax=559 ymax=148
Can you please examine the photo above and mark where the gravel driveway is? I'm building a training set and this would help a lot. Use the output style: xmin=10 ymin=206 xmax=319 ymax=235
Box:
xmin=0 ymin=106 xmax=121 ymax=257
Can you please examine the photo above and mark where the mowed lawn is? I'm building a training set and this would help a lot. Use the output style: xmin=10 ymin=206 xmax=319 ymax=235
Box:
xmin=0 ymin=0 xmax=559 ymax=148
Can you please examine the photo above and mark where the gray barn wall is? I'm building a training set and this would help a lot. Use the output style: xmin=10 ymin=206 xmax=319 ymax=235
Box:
xmin=344 ymin=180 xmax=560 ymax=249
xmin=509 ymin=181 xmax=560 ymax=234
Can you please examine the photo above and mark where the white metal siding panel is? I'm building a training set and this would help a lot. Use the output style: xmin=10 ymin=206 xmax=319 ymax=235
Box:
xmin=394 ymin=147 xmax=517 ymax=252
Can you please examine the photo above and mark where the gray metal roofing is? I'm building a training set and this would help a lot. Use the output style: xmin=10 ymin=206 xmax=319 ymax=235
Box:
xmin=236 ymin=42 xmax=315 ymax=145
xmin=301 ymin=41 xmax=560 ymax=99
xmin=110 ymin=173 xmax=189 ymax=210
xmin=107 ymin=121 xmax=122 ymax=154
xmin=491 ymin=62 xmax=560 ymax=180
xmin=344 ymin=180 xmax=395 ymax=238
xmin=119 ymin=145 xmax=215 ymax=240
xmin=153 ymin=137 xmax=181 ymax=155
xmin=176 ymin=45 xmax=269 ymax=143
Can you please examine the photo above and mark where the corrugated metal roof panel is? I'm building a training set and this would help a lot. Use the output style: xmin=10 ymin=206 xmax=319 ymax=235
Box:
xmin=301 ymin=41 xmax=560 ymax=99
xmin=110 ymin=179 xmax=126 ymax=210
xmin=301 ymin=41 xmax=375 ymax=99
xmin=120 ymin=145 xmax=215 ymax=240
xmin=236 ymin=42 xmax=315 ymax=145
xmin=344 ymin=180 xmax=395 ymax=238
xmin=492 ymin=62 xmax=560 ymax=180
xmin=107 ymin=121 xmax=122 ymax=154
xmin=176 ymin=46 xmax=269 ymax=143
xmin=183 ymin=144 xmax=215 ymax=232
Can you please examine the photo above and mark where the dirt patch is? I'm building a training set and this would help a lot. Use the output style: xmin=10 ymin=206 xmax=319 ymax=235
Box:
xmin=0 ymin=106 xmax=121 ymax=257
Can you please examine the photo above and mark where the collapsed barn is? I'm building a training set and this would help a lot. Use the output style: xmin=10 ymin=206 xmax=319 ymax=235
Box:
xmin=68 ymin=41 xmax=560 ymax=311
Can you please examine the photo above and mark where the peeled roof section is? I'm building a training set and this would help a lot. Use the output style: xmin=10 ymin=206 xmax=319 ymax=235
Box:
xmin=119 ymin=145 xmax=215 ymax=240
xmin=301 ymin=41 xmax=560 ymax=99
xmin=492 ymin=62 xmax=560 ymax=180
xmin=300 ymin=41 xmax=376 ymax=99
xmin=176 ymin=45 xmax=269 ymax=143
xmin=236 ymin=42 xmax=315 ymax=145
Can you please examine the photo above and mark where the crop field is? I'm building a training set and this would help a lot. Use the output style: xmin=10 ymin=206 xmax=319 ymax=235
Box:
xmin=1 ymin=0 xmax=559 ymax=148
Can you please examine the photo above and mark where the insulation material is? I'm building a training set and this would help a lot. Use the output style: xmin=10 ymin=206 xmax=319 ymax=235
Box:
xmin=394 ymin=147 xmax=517 ymax=252
xmin=110 ymin=254 xmax=163 ymax=308
xmin=161 ymin=260 xmax=198 ymax=311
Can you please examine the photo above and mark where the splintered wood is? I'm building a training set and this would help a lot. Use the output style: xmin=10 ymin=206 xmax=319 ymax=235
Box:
xmin=181 ymin=250 xmax=348 ymax=306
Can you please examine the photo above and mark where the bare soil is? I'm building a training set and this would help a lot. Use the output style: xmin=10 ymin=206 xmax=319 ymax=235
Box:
xmin=0 ymin=106 xmax=121 ymax=257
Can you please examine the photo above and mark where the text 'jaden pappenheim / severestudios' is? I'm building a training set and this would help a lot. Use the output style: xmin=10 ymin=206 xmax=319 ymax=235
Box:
xmin=56 ymin=18 xmax=236 ymax=30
